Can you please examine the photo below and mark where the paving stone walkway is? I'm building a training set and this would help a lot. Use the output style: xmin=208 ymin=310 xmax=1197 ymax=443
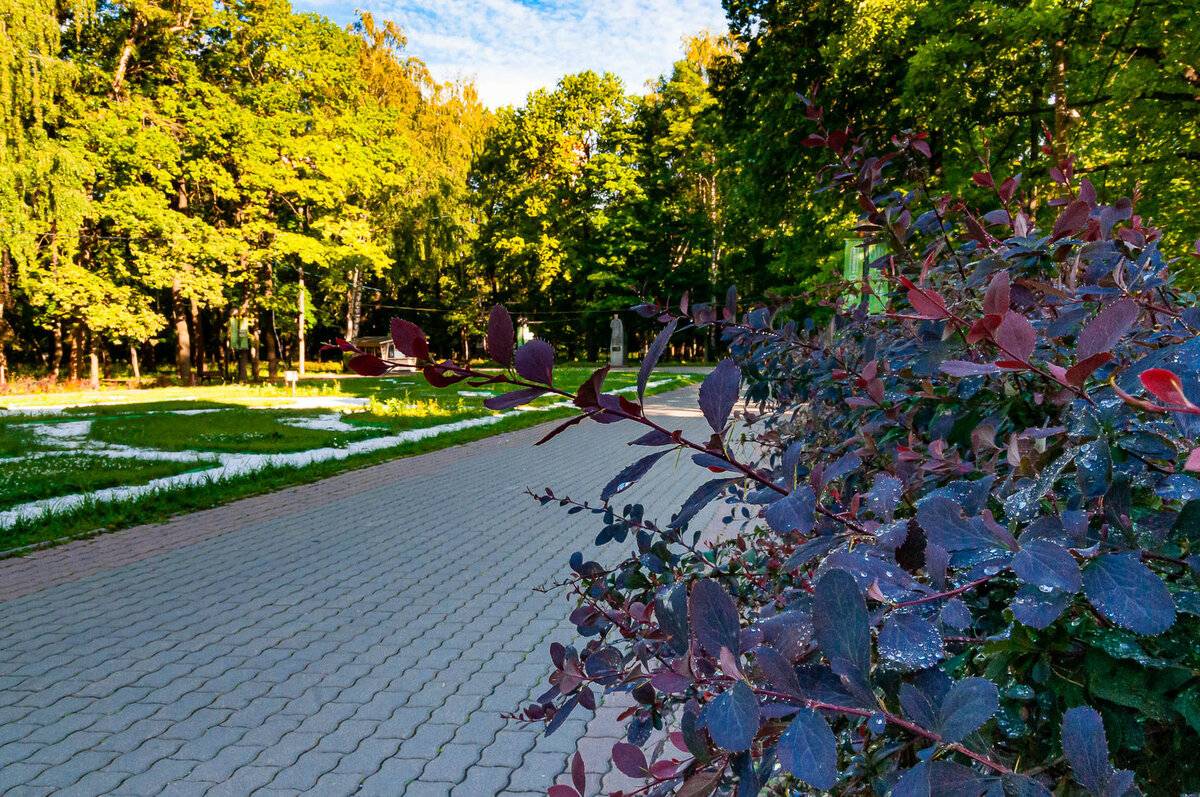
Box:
xmin=0 ymin=387 xmax=720 ymax=796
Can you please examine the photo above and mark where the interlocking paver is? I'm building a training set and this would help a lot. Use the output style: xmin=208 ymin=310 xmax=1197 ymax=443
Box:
xmin=0 ymin=386 xmax=717 ymax=795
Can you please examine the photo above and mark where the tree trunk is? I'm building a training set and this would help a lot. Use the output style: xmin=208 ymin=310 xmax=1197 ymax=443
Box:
xmin=101 ymin=343 xmax=112 ymax=379
xmin=265 ymin=267 xmax=279 ymax=379
xmin=345 ymin=266 xmax=363 ymax=343
xmin=130 ymin=344 xmax=140 ymax=379
xmin=298 ymin=265 xmax=306 ymax=376
xmin=69 ymin=322 xmax=82 ymax=381
xmin=51 ymin=321 xmax=63 ymax=381
xmin=190 ymin=296 xmax=205 ymax=377
xmin=172 ymin=277 xmax=193 ymax=385
xmin=87 ymin=330 xmax=100 ymax=389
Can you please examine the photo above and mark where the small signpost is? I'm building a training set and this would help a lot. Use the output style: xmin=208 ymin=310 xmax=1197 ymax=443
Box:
xmin=284 ymin=370 xmax=299 ymax=396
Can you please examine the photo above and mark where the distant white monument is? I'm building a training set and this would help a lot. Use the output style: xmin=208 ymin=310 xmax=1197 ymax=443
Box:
xmin=609 ymin=314 xmax=626 ymax=367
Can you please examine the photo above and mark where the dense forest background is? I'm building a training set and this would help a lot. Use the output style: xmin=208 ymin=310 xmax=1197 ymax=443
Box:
xmin=1 ymin=0 xmax=1198 ymax=385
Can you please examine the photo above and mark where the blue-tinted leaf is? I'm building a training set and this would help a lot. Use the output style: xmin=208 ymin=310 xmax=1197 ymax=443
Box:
xmin=1062 ymin=706 xmax=1110 ymax=795
xmin=601 ymin=451 xmax=670 ymax=502
xmin=754 ymin=645 xmax=802 ymax=697
xmin=941 ymin=599 xmax=972 ymax=629
xmin=867 ymin=474 xmax=903 ymax=521
xmin=669 ymin=478 xmax=736 ymax=529
xmin=938 ymin=678 xmax=999 ymax=742
xmin=813 ymin=569 xmax=870 ymax=689
xmin=819 ymin=453 xmax=861 ymax=492
xmin=655 ymin=584 xmax=689 ymax=656
xmin=781 ymin=440 xmax=805 ymax=488
xmin=940 ymin=360 xmax=1002 ymax=376
xmin=1076 ymin=440 xmax=1112 ymax=498
xmin=892 ymin=761 xmax=996 ymax=797
xmin=699 ymin=359 xmax=740 ymax=433
xmin=699 ymin=680 xmax=758 ymax=752
xmin=1011 ymin=585 xmax=1072 ymax=629
xmin=1000 ymin=773 xmax=1054 ymax=797
xmin=1012 ymin=539 xmax=1082 ymax=593
xmin=879 ymin=614 xmax=944 ymax=670
xmin=899 ymin=668 xmax=951 ymax=731
xmin=765 ymin=485 xmax=816 ymax=535
xmin=755 ymin=610 xmax=812 ymax=663
xmin=1082 ymin=554 xmax=1175 ymax=635
xmin=638 ymin=320 xmax=677 ymax=403
xmin=917 ymin=497 xmax=1007 ymax=552
xmin=514 ymin=339 xmax=554 ymax=384
xmin=689 ymin=578 xmax=740 ymax=656
xmin=777 ymin=708 xmax=837 ymax=790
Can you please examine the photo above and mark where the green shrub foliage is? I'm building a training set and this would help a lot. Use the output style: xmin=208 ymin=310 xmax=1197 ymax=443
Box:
xmin=348 ymin=108 xmax=1200 ymax=794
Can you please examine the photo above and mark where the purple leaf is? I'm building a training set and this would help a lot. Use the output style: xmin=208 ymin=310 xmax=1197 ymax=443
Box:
xmin=892 ymin=762 xmax=993 ymax=797
xmin=940 ymin=360 xmax=1002 ymax=377
xmin=547 ymin=786 xmax=580 ymax=797
xmin=629 ymin=429 xmax=674 ymax=447
xmin=878 ymin=613 xmax=944 ymax=670
xmin=1012 ymin=539 xmax=1081 ymax=593
xmin=899 ymin=668 xmax=951 ymax=730
xmin=601 ymin=451 xmax=670 ymax=502
xmin=764 ymin=486 xmax=816 ymax=535
xmin=484 ymin=387 xmax=548 ymax=410
xmin=699 ymin=680 xmax=758 ymax=752
xmin=813 ymin=569 xmax=870 ymax=689
xmin=390 ymin=318 xmax=429 ymax=359
xmin=866 ymin=474 xmax=902 ymax=521
xmin=689 ymin=578 xmax=740 ymax=656
xmin=777 ymin=708 xmax=837 ymax=790
xmin=698 ymin=359 xmax=740 ymax=433
xmin=487 ymin=305 xmax=514 ymax=366
xmin=1082 ymin=553 xmax=1175 ymax=635
xmin=348 ymin=354 xmax=389 ymax=376
xmin=1062 ymin=706 xmax=1111 ymax=796
xmin=639 ymin=320 xmax=677 ymax=403
xmin=995 ymin=311 xmax=1036 ymax=362
xmin=515 ymin=339 xmax=554 ymax=385
xmin=753 ymin=645 xmax=802 ymax=697
xmin=534 ymin=414 xmax=587 ymax=446
xmin=1052 ymin=200 xmax=1091 ymax=240
xmin=724 ymin=284 xmax=738 ymax=321
xmin=611 ymin=743 xmax=648 ymax=778
xmin=1076 ymin=298 xmax=1137 ymax=361
xmin=938 ymin=677 xmax=998 ymax=742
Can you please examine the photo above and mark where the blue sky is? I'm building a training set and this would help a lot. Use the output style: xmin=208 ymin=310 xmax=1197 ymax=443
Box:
xmin=291 ymin=0 xmax=730 ymax=108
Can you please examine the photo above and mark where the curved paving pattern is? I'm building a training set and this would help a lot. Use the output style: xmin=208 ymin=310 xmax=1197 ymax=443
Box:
xmin=0 ymin=387 xmax=718 ymax=796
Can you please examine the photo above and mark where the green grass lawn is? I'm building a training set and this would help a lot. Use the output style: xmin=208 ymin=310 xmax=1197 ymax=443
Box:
xmin=0 ymin=369 xmax=702 ymax=554
xmin=0 ymin=455 xmax=206 ymax=506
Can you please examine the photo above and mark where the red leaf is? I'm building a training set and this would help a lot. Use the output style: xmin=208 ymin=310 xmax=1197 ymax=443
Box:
xmin=912 ymin=139 xmax=931 ymax=158
xmin=424 ymin=362 xmax=467 ymax=387
xmin=972 ymin=172 xmax=994 ymax=188
xmin=1051 ymin=200 xmax=1091 ymax=241
xmin=1141 ymin=369 xmax=1193 ymax=407
xmin=966 ymin=314 xmax=1003 ymax=344
xmin=390 ymin=318 xmax=429 ymax=360
xmin=651 ymin=759 xmax=680 ymax=779
xmin=800 ymin=134 xmax=826 ymax=147
xmin=998 ymin=175 xmax=1021 ymax=204
xmin=547 ymin=786 xmax=580 ymax=797
xmin=571 ymin=752 xmax=586 ymax=795
xmin=1186 ymin=447 xmax=1200 ymax=472
xmin=348 ymin=354 xmax=388 ymax=376
xmin=487 ymin=305 xmax=515 ymax=366
xmin=996 ymin=360 xmax=1030 ymax=370
xmin=907 ymin=286 xmax=951 ymax=319
xmin=994 ymin=311 xmax=1036 ymax=362
xmin=1065 ymin=353 xmax=1114 ymax=386
xmin=983 ymin=272 xmax=1010 ymax=316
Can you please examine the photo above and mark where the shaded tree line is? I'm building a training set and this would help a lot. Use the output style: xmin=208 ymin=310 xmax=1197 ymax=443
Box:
xmin=3 ymin=0 xmax=1198 ymax=384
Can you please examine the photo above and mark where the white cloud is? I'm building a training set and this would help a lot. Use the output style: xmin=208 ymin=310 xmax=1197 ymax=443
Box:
xmin=293 ymin=0 xmax=729 ymax=108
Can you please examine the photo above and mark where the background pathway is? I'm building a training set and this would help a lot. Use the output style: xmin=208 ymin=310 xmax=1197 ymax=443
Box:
xmin=0 ymin=387 xmax=721 ymax=796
